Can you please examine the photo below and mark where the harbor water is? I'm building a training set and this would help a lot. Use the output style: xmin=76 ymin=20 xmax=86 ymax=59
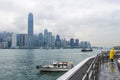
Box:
xmin=0 ymin=49 xmax=102 ymax=80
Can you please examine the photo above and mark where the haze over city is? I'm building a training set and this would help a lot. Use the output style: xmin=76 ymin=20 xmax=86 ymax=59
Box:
xmin=0 ymin=0 xmax=120 ymax=47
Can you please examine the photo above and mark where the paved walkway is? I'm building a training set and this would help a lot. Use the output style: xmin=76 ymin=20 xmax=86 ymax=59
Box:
xmin=99 ymin=61 xmax=120 ymax=80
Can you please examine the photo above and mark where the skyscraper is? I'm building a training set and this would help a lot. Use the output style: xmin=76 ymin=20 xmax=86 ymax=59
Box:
xmin=51 ymin=36 xmax=55 ymax=48
xmin=80 ymin=41 xmax=88 ymax=48
xmin=75 ymin=39 xmax=79 ymax=47
xmin=17 ymin=34 xmax=27 ymax=48
xmin=70 ymin=38 xmax=74 ymax=48
xmin=28 ymin=12 xmax=34 ymax=48
xmin=44 ymin=29 xmax=48 ymax=48
xmin=61 ymin=39 xmax=66 ymax=48
xmin=55 ymin=35 xmax=61 ymax=49
xmin=11 ymin=33 xmax=17 ymax=48
xmin=48 ymin=32 xmax=52 ymax=47
xmin=39 ymin=33 xmax=44 ymax=47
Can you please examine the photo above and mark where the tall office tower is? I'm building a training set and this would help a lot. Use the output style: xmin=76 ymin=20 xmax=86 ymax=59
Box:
xmin=17 ymin=34 xmax=28 ymax=48
xmin=11 ymin=33 xmax=17 ymax=48
xmin=39 ymin=33 xmax=44 ymax=47
xmin=28 ymin=12 xmax=34 ymax=48
xmin=75 ymin=39 xmax=79 ymax=47
xmin=70 ymin=38 xmax=74 ymax=48
xmin=44 ymin=29 xmax=48 ymax=48
xmin=61 ymin=39 xmax=66 ymax=48
xmin=80 ymin=41 xmax=88 ymax=48
xmin=48 ymin=32 xmax=52 ymax=47
xmin=33 ymin=35 xmax=39 ymax=47
xmin=51 ymin=36 xmax=55 ymax=48
xmin=0 ymin=42 xmax=8 ymax=49
xmin=55 ymin=35 xmax=61 ymax=49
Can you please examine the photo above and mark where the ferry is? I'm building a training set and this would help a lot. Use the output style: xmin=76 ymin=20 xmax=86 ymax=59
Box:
xmin=36 ymin=61 xmax=73 ymax=72
xmin=81 ymin=48 xmax=93 ymax=52
xmin=57 ymin=47 xmax=120 ymax=80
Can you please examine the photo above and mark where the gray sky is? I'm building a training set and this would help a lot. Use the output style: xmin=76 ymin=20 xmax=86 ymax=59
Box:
xmin=0 ymin=0 xmax=120 ymax=47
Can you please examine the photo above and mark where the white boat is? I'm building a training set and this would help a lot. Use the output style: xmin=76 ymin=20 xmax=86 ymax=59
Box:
xmin=36 ymin=61 xmax=73 ymax=72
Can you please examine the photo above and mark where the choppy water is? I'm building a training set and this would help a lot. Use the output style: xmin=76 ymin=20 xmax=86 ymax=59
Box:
xmin=0 ymin=49 xmax=101 ymax=80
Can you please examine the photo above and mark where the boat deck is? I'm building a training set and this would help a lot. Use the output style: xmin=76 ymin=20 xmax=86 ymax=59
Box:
xmin=99 ymin=60 xmax=120 ymax=80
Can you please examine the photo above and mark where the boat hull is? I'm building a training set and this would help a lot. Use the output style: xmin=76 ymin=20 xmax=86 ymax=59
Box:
xmin=81 ymin=49 xmax=93 ymax=52
xmin=39 ymin=68 xmax=71 ymax=72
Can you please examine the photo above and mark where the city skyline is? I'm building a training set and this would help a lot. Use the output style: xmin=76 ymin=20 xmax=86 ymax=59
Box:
xmin=0 ymin=29 xmax=88 ymax=49
xmin=0 ymin=0 xmax=120 ymax=47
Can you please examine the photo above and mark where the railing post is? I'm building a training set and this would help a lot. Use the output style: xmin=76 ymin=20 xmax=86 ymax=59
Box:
xmin=94 ymin=54 xmax=100 ymax=80
xmin=86 ymin=73 xmax=89 ymax=80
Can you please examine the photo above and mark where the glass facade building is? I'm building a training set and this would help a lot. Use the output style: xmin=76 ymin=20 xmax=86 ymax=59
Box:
xmin=28 ymin=13 xmax=34 ymax=48
xmin=55 ymin=35 xmax=61 ymax=49
xmin=39 ymin=33 xmax=44 ymax=47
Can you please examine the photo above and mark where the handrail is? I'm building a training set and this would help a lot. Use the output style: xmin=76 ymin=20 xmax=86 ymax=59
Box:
xmin=82 ymin=54 xmax=100 ymax=80
xmin=57 ymin=51 xmax=120 ymax=80
xmin=82 ymin=51 xmax=120 ymax=80
xmin=57 ymin=56 xmax=95 ymax=80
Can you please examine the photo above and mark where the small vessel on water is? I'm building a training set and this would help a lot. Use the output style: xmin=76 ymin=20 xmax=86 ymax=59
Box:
xmin=36 ymin=61 xmax=73 ymax=72
xmin=81 ymin=48 xmax=93 ymax=52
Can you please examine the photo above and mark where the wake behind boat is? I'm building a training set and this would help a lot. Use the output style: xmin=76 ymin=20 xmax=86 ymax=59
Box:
xmin=36 ymin=61 xmax=73 ymax=72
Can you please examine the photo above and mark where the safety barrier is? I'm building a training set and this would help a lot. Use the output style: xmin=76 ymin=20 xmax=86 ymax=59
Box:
xmin=57 ymin=51 xmax=120 ymax=80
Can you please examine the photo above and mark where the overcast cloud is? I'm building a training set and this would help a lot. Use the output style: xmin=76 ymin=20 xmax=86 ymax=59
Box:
xmin=0 ymin=0 xmax=120 ymax=47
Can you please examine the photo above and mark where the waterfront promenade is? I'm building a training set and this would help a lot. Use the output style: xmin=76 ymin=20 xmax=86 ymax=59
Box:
xmin=57 ymin=51 xmax=120 ymax=80
xmin=99 ymin=61 xmax=120 ymax=80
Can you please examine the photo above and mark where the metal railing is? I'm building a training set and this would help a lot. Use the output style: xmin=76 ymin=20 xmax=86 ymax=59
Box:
xmin=57 ymin=51 xmax=120 ymax=80
xmin=82 ymin=51 xmax=120 ymax=80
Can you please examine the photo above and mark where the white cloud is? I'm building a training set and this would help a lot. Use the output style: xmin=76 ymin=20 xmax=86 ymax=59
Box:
xmin=0 ymin=0 xmax=120 ymax=47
